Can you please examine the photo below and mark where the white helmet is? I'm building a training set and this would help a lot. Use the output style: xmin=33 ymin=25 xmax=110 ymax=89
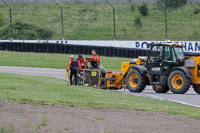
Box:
xmin=70 ymin=55 xmax=74 ymax=59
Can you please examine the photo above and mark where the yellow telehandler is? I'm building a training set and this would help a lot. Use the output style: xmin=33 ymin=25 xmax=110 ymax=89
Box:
xmin=104 ymin=42 xmax=200 ymax=94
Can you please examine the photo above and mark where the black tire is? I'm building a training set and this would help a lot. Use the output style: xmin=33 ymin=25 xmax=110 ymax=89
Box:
xmin=153 ymin=85 xmax=169 ymax=93
xmin=168 ymin=70 xmax=190 ymax=94
xmin=126 ymin=69 xmax=146 ymax=93
xmin=193 ymin=85 xmax=200 ymax=94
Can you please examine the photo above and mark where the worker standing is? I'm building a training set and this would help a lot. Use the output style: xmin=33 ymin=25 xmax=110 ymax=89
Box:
xmin=67 ymin=55 xmax=81 ymax=85
xmin=77 ymin=54 xmax=87 ymax=69
xmin=86 ymin=50 xmax=100 ymax=68
xmin=86 ymin=50 xmax=106 ymax=77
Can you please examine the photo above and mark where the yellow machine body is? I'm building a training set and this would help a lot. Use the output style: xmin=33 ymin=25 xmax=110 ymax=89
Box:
xmin=105 ymin=56 xmax=200 ymax=89
xmin=105 ymin=57 xmax=145 ymax=89
xmin=184 ymin=56 xmax=200 ymax=85
xmin=106 ymin=62 xmax=131 ymax=89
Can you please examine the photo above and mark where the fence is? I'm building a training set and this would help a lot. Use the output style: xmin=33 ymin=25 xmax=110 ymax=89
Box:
xmin=0 ymin=0 xmax=200 ymax=41
xmin=2 ymin=0 xmax=200 ymax=4
xmin=0 ymin=0 xmax=157 ymax=4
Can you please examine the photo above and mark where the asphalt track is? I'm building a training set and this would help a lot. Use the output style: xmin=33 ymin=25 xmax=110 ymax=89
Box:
xmin=0 ymin=66 xmax=200 ymax=108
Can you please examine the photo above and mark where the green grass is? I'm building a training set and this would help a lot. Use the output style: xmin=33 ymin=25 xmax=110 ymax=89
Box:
xmin=0 ymin=51 xmax=131 ymax=70
xmin=0 ymin=3 xmax=200 ymax=40
xmin=0 ymin=124 xmax=15 ymax=133
xmin=0 ymin=73 xmax=200 ymax=119
xmin=94 ymin=117 xmax=104 ymax=120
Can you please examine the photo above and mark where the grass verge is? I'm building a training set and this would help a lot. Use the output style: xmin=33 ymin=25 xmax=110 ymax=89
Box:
xmin=0 ymin=51 xmax=131 ymax=70
xmin=0 ymin=3 xmax=200 ymax=40
xmin=0 ymin=73 xmax=200 ymax=119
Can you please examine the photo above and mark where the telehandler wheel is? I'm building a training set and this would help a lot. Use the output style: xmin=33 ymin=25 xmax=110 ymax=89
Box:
xmin=168 ymin=70 xmax=190 ymax=94
xmin=126 ymin=69 xmax=146 ymax=93
xmin=193 ymin=85 xmax=200 ymax=94
xmin=152 ymin=85 xmax=169 ymax=93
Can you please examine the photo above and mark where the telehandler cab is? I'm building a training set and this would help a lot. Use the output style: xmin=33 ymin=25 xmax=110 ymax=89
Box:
xmin=125 ymin=43 xmax=200 ymax=94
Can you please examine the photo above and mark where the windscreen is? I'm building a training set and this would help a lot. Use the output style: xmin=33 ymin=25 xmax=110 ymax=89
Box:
xmin=174 ymin=47 xmax=185 ymax=60
xmin=149 ymin=46 xmax=162 ymax=62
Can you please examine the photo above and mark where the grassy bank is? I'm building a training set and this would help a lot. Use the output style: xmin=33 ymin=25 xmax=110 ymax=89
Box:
xmin=0 ymin=3 xmax=200 ymax=40
xmin=0 ymin=73 xmax=200 ymax=119
xmin=0 ymin=51 xmax=131 ymax=69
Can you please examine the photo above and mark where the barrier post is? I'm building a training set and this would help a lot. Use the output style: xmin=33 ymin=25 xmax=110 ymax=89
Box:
xmin=2 ymin=0 xmax=13 ymax=41
xmin=157 ymin=0 xmax=167 ymax=41
xmin=53 ymin=0 xmax=65 ymax=42
xmin=105 ymin=0 xmax=116 ymax=40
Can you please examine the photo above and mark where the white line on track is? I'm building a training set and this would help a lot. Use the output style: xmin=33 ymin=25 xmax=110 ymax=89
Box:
xmin=115 ymin=90 xmax=200 ymax=108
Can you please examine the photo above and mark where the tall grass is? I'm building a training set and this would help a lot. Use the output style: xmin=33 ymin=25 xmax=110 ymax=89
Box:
xmin=0 ymin=3 xmax=200 ymax=40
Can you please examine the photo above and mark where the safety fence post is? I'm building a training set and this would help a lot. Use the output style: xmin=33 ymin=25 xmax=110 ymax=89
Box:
xmin=53 ymin=0 xmax=65 ymax=42
xmin=157 ymin=0 xmax=168 ymax=41
xmin=105 ymin=0 xmax=116 ymax=40
xmin=1 ymin=0 xmax=13 ymax=41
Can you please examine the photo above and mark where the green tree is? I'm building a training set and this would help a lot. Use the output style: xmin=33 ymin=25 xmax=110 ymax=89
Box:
xmin=0 ymin=21 xmax=53 ymax=40
xmin=138 ymin=2 xmax=148 ymax=16
xmin=193 ymin=8 xmax=200 ymax=15
xmin=130 ymin=5 xmax=135 ymax=12
xmin=134 ymin=17 xmax=143 ymax=29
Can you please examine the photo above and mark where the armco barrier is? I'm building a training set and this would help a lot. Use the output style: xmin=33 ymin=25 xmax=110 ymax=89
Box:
xmin=0 ymin=42 xmax=149 ymax=58
xmin=0 ymin=42 xmax=195 ymax=58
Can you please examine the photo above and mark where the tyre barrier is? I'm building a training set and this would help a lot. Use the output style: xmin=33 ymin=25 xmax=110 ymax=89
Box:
xmin=13 ymin=43 xmax=17 ymax=51
xmin=83 ymin=46 xmax=87 ymax=55
xmin=50 ymin=44 xmax=55 ymax=53
xmin=117 ymin=48 xmax=121 ymax=57
xmin=0 ymin=43 xmax=5 ymax=50
xmin=29 ymin=43 xmax=34 ymax=52
xmin=59 ymin=44 xmax=64 ymax=54
xmin=0 ymin=42 xmax=196 ymax=58
xmin=64 ymin=45 xmax=69 ymax=54
xmin=87 ymin=46 xmax=93 ymax=55
xmin=108 ymin=47 xmax=113 ymax=57
xmin=99 ymin=46 xmax=105 ymax=56
xmin=42 ymin=43 xmax=47 ymax=53
xmin=54 ymin=44 xmax=59 ymax=53
xmin=9 ymin=43 xmax=13 ymax=51
xmin=113 ymin=48 xmax=117 ymax=57
xmin=38 ymin=43 xmax=42 ymax=53
xmin=33 ymin=43 xmax=38 ymax=53
xmin=21 ymin=43 xmax=25 ymax=52
xmin=73 ymin=45 xmax=78 ymax=54
xmin=25 ymin=43 xmax=30 ymax=52
xmin=5 ymin=43 xmax=9 ymax=51
xmin=17 ymin=43 xmax=21 ymax=52
xmin=126 ymin=49 xmax=130 ymax=58
xmin=104 ymin=47 xmax=109 ymax=56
